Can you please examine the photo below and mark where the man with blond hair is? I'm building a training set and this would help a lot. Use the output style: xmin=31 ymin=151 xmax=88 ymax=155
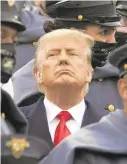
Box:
xmin=39 ymin=44 xmax=127 ymax=164
xmin=20 ymin=29 xmax=109 ymax=149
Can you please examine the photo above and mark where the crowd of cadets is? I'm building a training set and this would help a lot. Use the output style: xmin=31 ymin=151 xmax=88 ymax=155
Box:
xmin=1 ymin=1 xmax=127 ymax=164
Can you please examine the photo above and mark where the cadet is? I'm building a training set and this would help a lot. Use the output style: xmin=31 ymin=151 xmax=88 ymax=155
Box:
xmin=1 ymin=0 xmax=26 ymax=132
xmin=115 ymin=0 xmax=127 ymax=47
xmin=39 ymin=44 xmax=127 ymax=164
xmin=1 ymin=1 xmax=50 ymax=163
xmin=116 ymin=0 xmax=127 ymax=27
xmin=13 ymin=1 xmax=123 ymax=112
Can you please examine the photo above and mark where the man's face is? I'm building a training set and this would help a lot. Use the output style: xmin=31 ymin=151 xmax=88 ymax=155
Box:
xmin=34 ymin=35 xmax=92 ymax=89
xmin=118 ymin=75 xmax=127 ymax=103
xmin=1 ymin=25 xmax=17 ymax=43
xmin=85 ymin=24 xmax=116 ymax=43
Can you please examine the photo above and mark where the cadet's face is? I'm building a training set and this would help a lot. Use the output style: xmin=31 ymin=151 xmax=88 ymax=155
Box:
xmin=118 ymin=75 xmax=127 ymax=103
xmin=1 ymin=25 xmax=17 ymax=43
xmin=121 ymin=16 xmax=127 ymax=27
xmin=34 ymin=0 xmax=46 ymax=9
xmin=85 ymin=24 xmax=116 ymax=43
xmin=35 ymin=35 xmax=92 ymax=89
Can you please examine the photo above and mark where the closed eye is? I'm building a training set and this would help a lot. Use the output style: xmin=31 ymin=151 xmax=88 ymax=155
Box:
xmin=50 ymin=54 xmax=56 ymax=56
xmin=69 ymin=52 xmax=78 ymax=56
xmin=47 ymin=53 xmax=58 ymax=58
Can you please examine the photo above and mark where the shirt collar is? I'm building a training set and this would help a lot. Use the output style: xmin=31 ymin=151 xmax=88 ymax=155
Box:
xmin=44 ymin=97 xmax=62 ymax=124
xmin=44 ymin=97 xmax=85 ymax=126
xmin=68 ymin=99 xmax=85 ymax=126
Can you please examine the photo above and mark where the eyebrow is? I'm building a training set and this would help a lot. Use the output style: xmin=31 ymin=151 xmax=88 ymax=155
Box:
xmin=47 ymin=48 xmax=78 ymax=52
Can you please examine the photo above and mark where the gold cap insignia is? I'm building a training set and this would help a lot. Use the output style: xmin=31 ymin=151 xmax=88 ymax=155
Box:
xmin=124 ymin=64 xmax=127 ymax=71
xmin=33 ymin=42 xmax=38 ymax=47
xmin=6 ymin=138 xmax=30 ymax=159
xmin=78 ymin=15 xmax=83 ymax=21
xmin=7 ymin=0 xmax=15 ymax=7
xmin=108 ymin=104 xmax=115 ymax=112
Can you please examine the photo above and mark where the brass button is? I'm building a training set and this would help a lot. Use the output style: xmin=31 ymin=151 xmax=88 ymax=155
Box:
xmin=108 ymin=105 xmax=115 ymax=112
xmin=98 ymin=78 xmax=103 ymax=82
xmin=124 ymin=64 xmax=127 ymax=71
xmin=33 ymin=42 xmax=37 ymax=47
xmin=78 ymin=15 xmax=83 ymax=20
xmin=1 ymin=113 xmax=5 ymax=119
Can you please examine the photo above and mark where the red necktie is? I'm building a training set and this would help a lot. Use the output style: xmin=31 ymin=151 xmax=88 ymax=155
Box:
xmin=54 ymin=111 xmax=72 ymax=146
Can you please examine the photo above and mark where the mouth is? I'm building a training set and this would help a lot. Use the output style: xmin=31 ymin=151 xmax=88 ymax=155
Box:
xmin=56 ymin=69 xmax=74 ymax=75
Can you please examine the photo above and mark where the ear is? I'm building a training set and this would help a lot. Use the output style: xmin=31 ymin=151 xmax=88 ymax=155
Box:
xmin=86 ymin=65 xmax=93 ymax=83
xmin=118 ymin=79 xmax=127 ymax=101
xmin=33 ymin=67 xmax=43 ymax=84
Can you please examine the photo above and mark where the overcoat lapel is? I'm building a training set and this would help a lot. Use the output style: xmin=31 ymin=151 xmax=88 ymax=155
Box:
xmin=81 ymin=101 xmax=106 ymax=127
xmin=25 ymin=98 xmax=54 ymax=149
xmin=22 ymin=98 xmax=107 ymax=149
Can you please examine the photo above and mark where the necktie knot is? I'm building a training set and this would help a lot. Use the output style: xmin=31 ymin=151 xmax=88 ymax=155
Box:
xmin=57 ymin=111 xmax=72 ymax=122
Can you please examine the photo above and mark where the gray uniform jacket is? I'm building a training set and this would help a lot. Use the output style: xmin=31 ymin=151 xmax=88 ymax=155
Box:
xmin=12 ymin=60 xmax=123 ymax=111
xmin=13 ymin=9 xmax=53 ymax=72
xmin=39 ymin=110 xmax=127 ymax=164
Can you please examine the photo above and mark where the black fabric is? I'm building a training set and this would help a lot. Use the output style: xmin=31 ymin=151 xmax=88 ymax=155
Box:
xmin=1 ymin=135 xmax=50 ymax=164
xmin=47 ymin=1 xmax=117 ymax=17
xmin=1 ymin=89 xmax=28 ymax=134
xmin=108 ymin=44 xmax=127 ymax=77
xmin=18 ymin=93 xmax=43 ymax=107
xmin=92 ymin=42 xmax=117 ymax=68
xmin=74 ymin=148 xmax=127 ymax=164
xmin=116 ymin=1 xmax=127 ymax=17
xmin=116 ymin=32 xmax=127 ymax=46
xmin=1 ymin=1 xmax=25 ymax=32
xmin=1 ymin=43 xmax=16 ymax=84
xmin=46 ymin=0 xmax=121 ymax=27
xmin=20 ymin=97 xmax=109 ymax=149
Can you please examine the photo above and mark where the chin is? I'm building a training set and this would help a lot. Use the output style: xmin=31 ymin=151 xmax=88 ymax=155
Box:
xmin=54 ymin=80 xmax=78 ymax=88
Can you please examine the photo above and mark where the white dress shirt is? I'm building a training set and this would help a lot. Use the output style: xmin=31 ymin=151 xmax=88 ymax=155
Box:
xmin=44 ymin=97 xmax=86 ymax=141
xmin=1 ymin=79 xmax=14 ymax=98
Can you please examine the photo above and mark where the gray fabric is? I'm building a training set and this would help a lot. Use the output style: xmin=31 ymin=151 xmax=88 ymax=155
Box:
xmin=86 ymin=62 xmax=123 ymax=110
xmin=12 ymin=60 xmax=122 ymax=110
xmin=92 ymin=61 xmax=119 ymax=79
xmin=13 ymin=43 xmax=35 ymax=73
xmin=1 ymin=116 xmax=15 ymax=135
xmin=86 ymin=78 xmax=123 ymax=109
xmin=12 ymin=59 xmax=38 ymax=104
xmin=13 ymin=9 xmax=53 ymax=72
xmin=39 ymin=110 xmax=127 ymax=164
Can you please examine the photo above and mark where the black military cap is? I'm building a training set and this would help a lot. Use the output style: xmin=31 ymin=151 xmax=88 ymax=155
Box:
xmin=108 ymin=44 xmax=127 ymax=78
xmin=1 ymin=1 xmax=26 ymax=32
xmin=46 ymin=0 xmax=121 ymax=28
xmin=46 ymin=1 xmax=60 ymax=8
xmin=116 ymin=0 xmax=127 ymax=17
xmin=1 ymin=135 xmax=50 ymax=164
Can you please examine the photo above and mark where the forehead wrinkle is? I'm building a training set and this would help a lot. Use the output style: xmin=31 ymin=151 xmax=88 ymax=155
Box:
xmin=39 ymin=36 xmax=90 ymax=53
xmin=35 ymin=29 xmax=94 ymax=65
xmin=38 ymin=31 xmax=91 ymax=47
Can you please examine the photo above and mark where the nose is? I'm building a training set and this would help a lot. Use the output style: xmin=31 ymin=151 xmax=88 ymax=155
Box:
xmin=106 ymin=31 xmax=116 ymax=43
xmin=59 ymin=50 xmax=69 ymax=65
xmin=1 ymin=37 xmax=14 ymax=44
